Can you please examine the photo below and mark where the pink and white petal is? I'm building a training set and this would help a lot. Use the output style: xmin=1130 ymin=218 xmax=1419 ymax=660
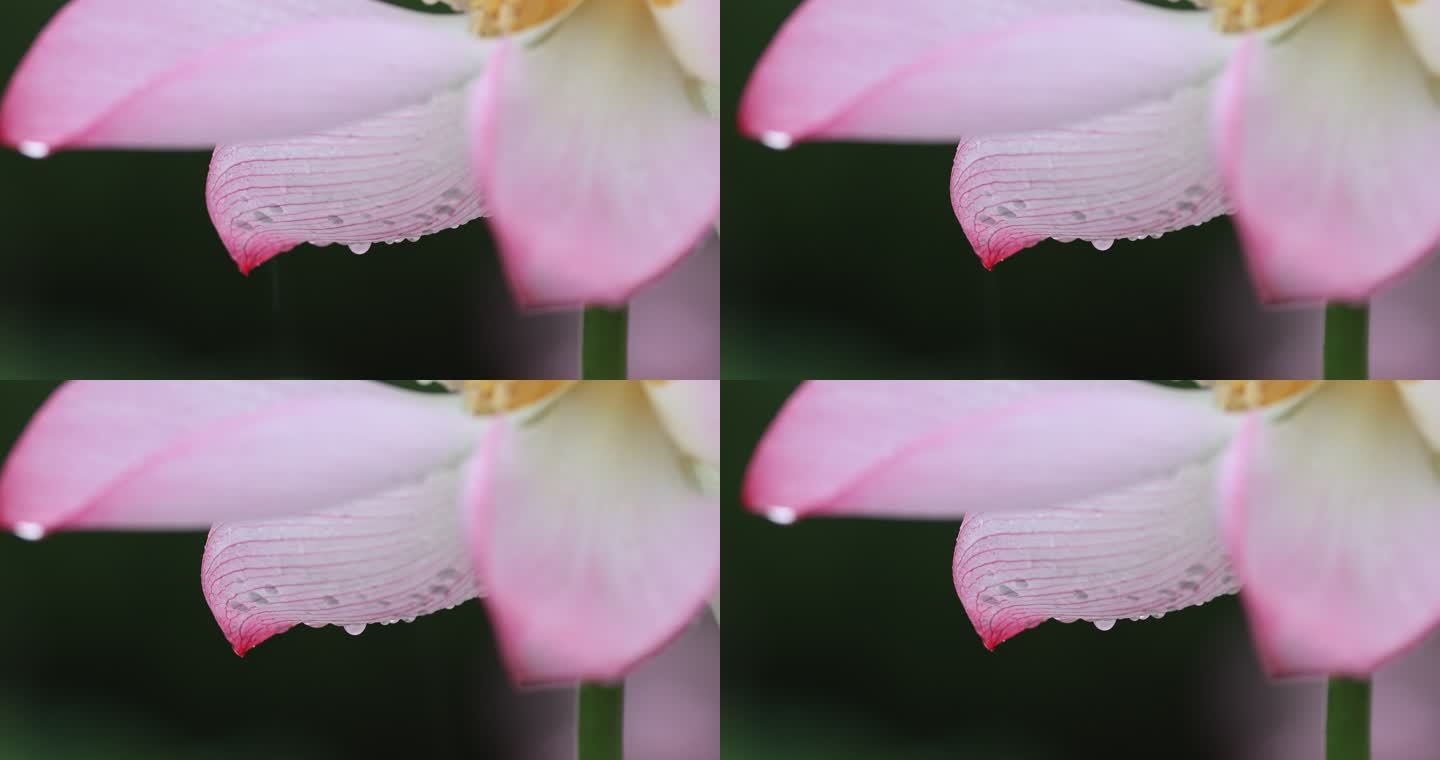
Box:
xmin=1394 ymin=0 xmax=1440 ymax=75
xmin=955 ymin=459 xmax=1237 ymax=649
xmin=1397 ymin=381 xmax=1440 ymax=452
xmin=207 ymin=90 xmax=484 ymax=274
xmin=954 ymin=82 xmax=1228 ymax=268
xmin=1219 ymin=383 xmax=1440 ymax=676
xmin=202 ymin=463 xmax=479 ymax=656
xmin=648 ymin=0 xmax=720 ymax=84
xmin=1214 ymin=1 xmax=1440 ymax=304
xmin=743 ymin=381 xmax=1235 ymax=521
xmin=468 ymin=0 xmax=719 ymax=308
xmin=0 ymin=0 xmax=486 ymax=152
xmin=643 ymin=381 xmax=720 ymax=465
xmin=0 ymin=381 xmax=478 ymax=533
xmin=739 ymin=0 xmax=1228 ymax=144
xmin=465 ymin=383 xmax=719 ymax=685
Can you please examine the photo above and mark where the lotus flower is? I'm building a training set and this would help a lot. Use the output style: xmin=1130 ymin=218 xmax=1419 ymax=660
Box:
xmin=0 ymin=0 xmax=720 ymax=308
xmin=740 ymin=0 xmax=1440 ymax=304
xmin=0 ymin=380 xmax=720 ymax=685
xmin=745 ymin=380 xmax=1440 ymax=676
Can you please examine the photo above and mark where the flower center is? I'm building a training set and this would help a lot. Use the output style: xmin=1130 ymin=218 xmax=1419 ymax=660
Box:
xmin=1204 ymin=380 xmax=1319 ymax=411
xmin=465 ymin=0 xmax=583 ymax=36
xmin=1193 ymin=0 xmax=1320 ymax=32
xmin=456 ymin=380 xmax=575 ymax=414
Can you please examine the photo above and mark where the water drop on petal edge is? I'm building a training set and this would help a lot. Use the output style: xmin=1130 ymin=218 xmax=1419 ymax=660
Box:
xmin=1092 ymin=239 xmax=1115 ymax=252
xmin=760 ymin=131 xmax=794 ymax=151
xmin=348 ymin=243 xmax=371 ymax=255
xmin=14 ymin=522 xmax=45 ymax=541
xmin=765 ymin=506 xmax=798 ymax=525
xmin=344 ymin=623 xmax=367 ymax=636
xmin=1094 ymin=619 xmax=1116 ymax=632
xmin=18 ymin=141 xmax=50 ymax=159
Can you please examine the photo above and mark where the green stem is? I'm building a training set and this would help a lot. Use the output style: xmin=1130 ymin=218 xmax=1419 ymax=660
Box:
xmin=1322 ymin=303 xmax=1370 ymax=760
xmin=577 ymin=683 xmax=624 ymax=760
xmin=1326 ymin=677 xmax=1371 ymax=760
xmin=582 ymin=306 xmax=629 ymax=380
xmin=1322 ymin=304 xmax=1369 ymax=380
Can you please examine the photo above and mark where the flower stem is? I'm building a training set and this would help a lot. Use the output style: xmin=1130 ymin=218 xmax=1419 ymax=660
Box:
xmin=1326 ymin=677 xmax=1371 ymax=760
xmin=582 ymin=306 xmax=629 ymax=379
xmin=577 ymin=683 xmax=624 ymax=760
xmin=1322 ymin=302 xmax=1371 ymax=760
xmin=1322 ymin=304 xmax=1369 ymax=380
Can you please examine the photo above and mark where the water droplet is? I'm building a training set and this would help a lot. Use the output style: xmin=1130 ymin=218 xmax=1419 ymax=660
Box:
xmin=18 ymin=141 xmax=50 ymax=159
xmin=1072 ymin=590 xmax=1089 ymax=600
xmin=997 ymin=584 xmax=1019 ymax=598
xmin=760 ymin=131 xmax=794 ymax=150
xmin=1071 ymin=211 xmax=1087 ymax=221
xmin=344 ymin=623 xmax=367 ymax=636
xmin=1092 ymin=239 xmax=1115 ymax=252
xmin=322 ymin=595 xmax=340 ymax=606
xmin=254 ymin=212 xmax=274 ymax=224
xmin=262 ymin=586 xmax=279 ymax=595
xmin=765 ymin=506 xmax=797 ymax=525
xmin=327 ymin=215 xmax=344 ymax=226
xmin=433 ymin=204 xmax=455 ymax=216
xmin=348 ymin=243 xmax=371 ymax=255
xmin=13 ymin=522 xmax=45 ymax=541
xmin=1186 ymin=564 xmax=1208 ymax=576
xmin=265 ymin=206 xmax=285 ymax=215
xmin=1094 ymin=619 xmax=1116 ymax=631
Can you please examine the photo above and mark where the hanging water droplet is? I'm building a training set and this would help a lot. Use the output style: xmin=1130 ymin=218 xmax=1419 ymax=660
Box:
xmin=761 ymin=131 xmax=794 ymax=151
xmin=344 ymin=623 xmax=367 ymax=636
xmin=18 ymin=141 xmax=51 ymax=159
xmin=13 ymin=522 xmax=45 ymax=541
xmin=1092 ymin=239 xmax=1115 ymax=252
xmin=765 ymin=506 xmax=798 ymax=525
xmin=1094 ymin=619 xmax=1116 ymax=632
xmin=349 ymin=243 xmax=371 ymax=255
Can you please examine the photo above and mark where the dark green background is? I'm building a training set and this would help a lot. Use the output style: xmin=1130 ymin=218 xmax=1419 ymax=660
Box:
xmin=720 ymin=1 xmax=1368 ymax=380
xmin=722 ymin=381 xmax=1320 ymax=760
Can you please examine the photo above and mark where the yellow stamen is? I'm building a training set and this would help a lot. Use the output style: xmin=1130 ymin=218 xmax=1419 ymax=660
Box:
xmin=1205 ymin=380 xmax=1319 ymax=411
xmin=1202 ymin=0 xmax=1319 ymax=32
xmin=458 ymin=380 xmax=575 ymax=414
xmin=467 ymin=0 xmax=583 ymax=36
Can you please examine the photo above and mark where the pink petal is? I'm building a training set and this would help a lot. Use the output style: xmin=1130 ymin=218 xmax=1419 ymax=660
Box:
xmin=202 ymin=463 xmax=479 ymax=656
xmin=467 ymin=0 xmax=719 ymax=308
xmin=954 ymin=82 xmax=1228 ymax=268
xmin=1214 ymin=2 xmax=1440 ymax=304
xmin=1219 ymin=383 xmax=1440 ymax=676
xmin=743 ymin=381 xmax=1234 ymax=520
xmin=207 ymin=90 xmax=484 ymax=274
xmin=0 ymin=381 xmax=478 ymax=533
xmin=955 ymin=460 xmax=1237 ymax=649
xmin=0 ymin=0 xmax=486 ymax=152
xmin=643 ymin=381 xmax=720 ymax=465
xmin=465 ymin=383 xmax=718 ymax=685
xmin=1394 ymin=0 xmax=1440 ymax=75
xmin=739 ymin=0 xmax=1228 ymax=144
xmin=649 ymin=0 xmax=719 ymax=84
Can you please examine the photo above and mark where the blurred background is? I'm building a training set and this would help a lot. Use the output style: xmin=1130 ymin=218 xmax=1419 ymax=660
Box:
xmin=722 ymin=2 xmax=1440 ymax=380
xmin=724 ymin=382 xmax=1440 ymax=760
xmin=0 ymin=0 xmax=718 ymax=380
xmin=0 ymin=381 xmax=719 ymax=759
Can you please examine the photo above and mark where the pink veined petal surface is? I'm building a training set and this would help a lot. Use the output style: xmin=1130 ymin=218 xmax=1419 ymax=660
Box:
xmin=202 ymin=462 xmax=479 ymax=656
xmin=648 ymin=0 xmax=720 ymax=84
xmin=955 ymin=459 xmax=1237 ymax=649
xmin=743 ymin=381 xmax=1235 ymax=520
xmin=643 ymin=381 xmax=721 ymax=465
xmin=468 ymin=0 xmax=720 ymax=308
xmin=1214 ymin=0 xmax=1440 ymax=304
xmin=1393 ymin=0 xmax=1440 ymax=75
xmin=1218 ymin=383 xmax=1440 ymax=676
xmin=0 ymin=381 xmax=478 ymax=532
xmin=465 ymin=383 xmax=719 ymax=685
xmin=953 ymin=82 xmax=1228 ymax=268
xmin=207 ymin=89 xmax=485 ymax=274
xmin=0 ymin=0 xmax=487 ymax=151
xmin=738 ymin=0 xmax=1228 ymax=143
